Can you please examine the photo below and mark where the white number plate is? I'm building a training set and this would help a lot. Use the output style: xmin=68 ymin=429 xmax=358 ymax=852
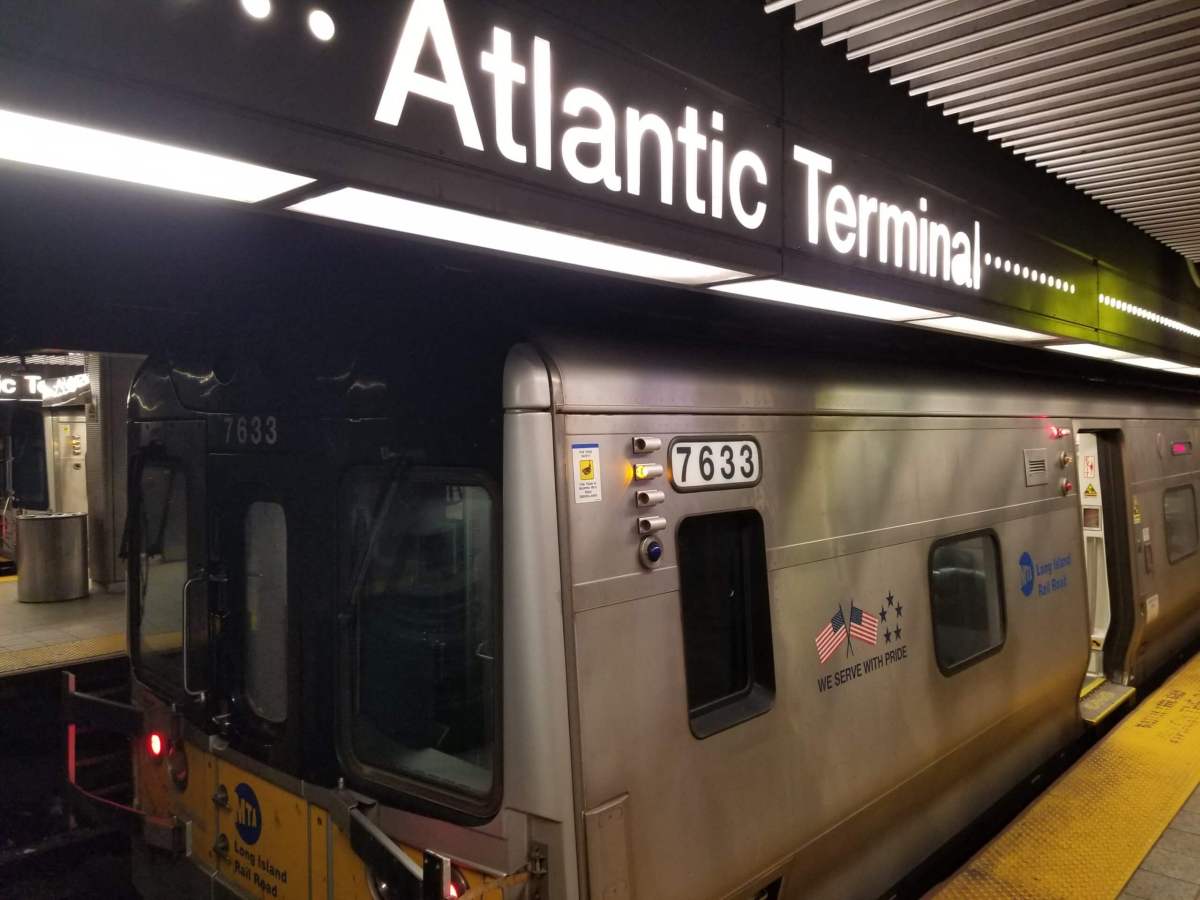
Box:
xmin=670 ymin=438 xmax=761 ymax=491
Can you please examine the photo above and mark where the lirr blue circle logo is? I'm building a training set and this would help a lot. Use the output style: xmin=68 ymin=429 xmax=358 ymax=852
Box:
xmin=1019 ymin=551 xmax=1035 ymax=597
xmin=234 ymin=782 xmax=262 ymax=845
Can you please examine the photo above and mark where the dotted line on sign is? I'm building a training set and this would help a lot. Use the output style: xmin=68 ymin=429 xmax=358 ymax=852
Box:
xmin=983 ymin=252 xmax=1075 ymax=294
xmin=1100 ymin=293 xmax=1200 ymax=339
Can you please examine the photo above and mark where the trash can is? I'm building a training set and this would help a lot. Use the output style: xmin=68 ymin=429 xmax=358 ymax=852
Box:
xmin=16 ymin=512 xmax=89 ymax=603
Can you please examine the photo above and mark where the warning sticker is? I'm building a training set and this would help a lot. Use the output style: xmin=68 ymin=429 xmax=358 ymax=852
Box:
xmin=1084 ymin=483 xmax=1098 ymax=498
xmin=1133 ymin=496 xmax=1143 ymax=524
xmin=1083 ymin=456 xmax=1097 ymax=479
xmin=571 ymin=443 xmax=602 ymax=503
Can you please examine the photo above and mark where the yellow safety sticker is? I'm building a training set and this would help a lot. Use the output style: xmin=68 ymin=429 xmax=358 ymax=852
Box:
xmin=1133 ymin=495 xmax=1143 ymax=524
xmin=1084 ymin=483 xmax=1098 ymax=498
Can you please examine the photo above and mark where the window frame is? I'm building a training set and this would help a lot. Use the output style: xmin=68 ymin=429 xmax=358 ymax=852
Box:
xmin=335 ymin=465 xmax=503 ymax=825
xmin=675 ymin=508 xmax=775 ymax=740
xmin=1163 ymin=484 xmax=1199 ymax=565
xmin=927 ymin=528 xmax=1007 ymax=677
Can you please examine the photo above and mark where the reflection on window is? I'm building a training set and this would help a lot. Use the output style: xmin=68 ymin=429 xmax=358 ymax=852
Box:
xmin=343 ymin=469 xmax=497 ymax=802
xmin=1164 ymin=486 xmax=1198 ymax=564
xmin=676 ymin=509 xmax=774 ymax=738
xmin=138 ymin=461 xmax=189 ymax=687
xmin=930 ymin=532 xmax=1005 ymax=672
xmin=245 ymin=501 xmax=287 ymax=723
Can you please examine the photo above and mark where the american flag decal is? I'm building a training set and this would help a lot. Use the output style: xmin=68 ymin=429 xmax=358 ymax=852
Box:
xmin=815 ymin=608 xmax=848 ymax=664
xmin=849 ymin=602 xmax=879 ymax=646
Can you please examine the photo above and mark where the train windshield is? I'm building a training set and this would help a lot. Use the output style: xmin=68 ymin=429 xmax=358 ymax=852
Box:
xmin=342 ymin=467 xmax=499 ymax=804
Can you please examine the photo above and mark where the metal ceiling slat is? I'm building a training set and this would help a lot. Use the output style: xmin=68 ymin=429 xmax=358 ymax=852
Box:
xmin=903 ymin=7 xmax=1200 ymax=95
xmin=1022 ymin=119 xmax=1200 ymax=162
xmin=794 ymin=0 xmax=891 ymax=30
xmin=865 ymin=0 xmax=1116 ymax=72
xmin=821 ymin=0 xmax=962 ymax=44
xmin=1004 ymin=108 xmax=1200 ymax=155
xmin=961 ymin=62 xmax=1200 ymax=125
xmin=1035 ymin=134 xmax=1200 ymax=169
xmin=935 ymin=44 xmax=1200 ymax=115
xmin=781 ymin=0 xmax=1200 ymax=261
xmin=991 ymin=89 xmax=1200 ymax=141
xmin=844 ymin=0 xmax=1036 ymax=62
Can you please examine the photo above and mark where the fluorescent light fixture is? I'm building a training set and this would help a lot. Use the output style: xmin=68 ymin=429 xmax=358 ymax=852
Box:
xmin=915 ymin=316 xmax=1050 ymax=343
xmin=1117 ymin=356 xmax=1189 ymax=371
xmin=709 ymin=278 xmax=943 ymax=322
xmin=289 ymin=187 xmax=748 ymax=286
xmin=1048 ymin=343 xmax=1135 ymax=361
xmin=0 ymin=108 xmax=314 ymax=202
xmin=1168 ymin=367 xmax=1200 ymax=377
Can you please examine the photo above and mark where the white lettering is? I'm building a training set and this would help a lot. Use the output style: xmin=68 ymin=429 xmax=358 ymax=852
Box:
xmin=480 ymin=28 xmax=527 ymax=164
xmin=950 ymin=229 xmax=972 ymax=286
xmin=625 ymin=108 xmax=673 ymax=204
xmin=375 ymin=0 xmax=483 ymax=151
xmin=929 ymin=221 xmax=952 ymax=281
xmin=791 ymin=144 xmax=832 ymax=246
xmin=856 ymin=194 xmax=877 ymax=258
xmin=729 ymin=150 xmax=767 ymax=230
xmin=561 ymin=87 xmax=621 ymax=191
xmin=709 ymin=110 xmax=724 ymax=220
xmin=879 ymin=202 xmax=918 ymax=271
xmin=0 ymin=378 xmax=15 ymax=395
xmin=532 ymin=37 xmax=552 ymax=170
xmin=677 ymin=106 xmax=707 ymax=215
xmin=825 ymin=184 xmax=856 ymax=255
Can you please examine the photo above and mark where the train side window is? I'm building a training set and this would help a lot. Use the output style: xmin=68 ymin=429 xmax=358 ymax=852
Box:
xmin=929 ymin=531 xmax=1005 ymax=673
xmin=244 ymin=501 xmax=288 ymax=723
xmin=1164 ymin=485 xmax=1199 ymax=564
xmin=677 ymin=509 xmax=775 ymax=739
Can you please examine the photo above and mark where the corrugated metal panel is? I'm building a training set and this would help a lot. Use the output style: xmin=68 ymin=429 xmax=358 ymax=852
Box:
xmin=768 ymin=0 xmax=1200 ymax=262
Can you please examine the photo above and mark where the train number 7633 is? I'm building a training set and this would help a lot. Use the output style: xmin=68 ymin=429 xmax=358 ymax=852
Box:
xmin=670 ymin=438 xmax=761 ymax=491
xmin=220 ymin=415 xmax=279 ymax=448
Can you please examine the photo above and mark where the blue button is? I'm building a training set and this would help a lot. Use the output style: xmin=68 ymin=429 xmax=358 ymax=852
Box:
xmin=647 ymin=540 xmax=663 ymax=562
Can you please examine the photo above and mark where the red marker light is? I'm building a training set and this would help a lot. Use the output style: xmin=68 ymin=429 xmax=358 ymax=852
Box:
xmin=446 ymin=887 xmax=459 ymax=899
xmin=148 ymin=732 xmax=165 ymax=758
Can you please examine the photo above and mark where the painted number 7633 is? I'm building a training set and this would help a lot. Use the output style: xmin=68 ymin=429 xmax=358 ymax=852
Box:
xmin=670 ymin=438 xmax=761 ymax=491
xmin=221 ymin=415 xmax=278 ymax=447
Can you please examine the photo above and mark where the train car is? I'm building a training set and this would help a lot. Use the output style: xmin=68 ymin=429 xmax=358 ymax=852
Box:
xmin=63 ymin=328 xmax=1200 ymax=900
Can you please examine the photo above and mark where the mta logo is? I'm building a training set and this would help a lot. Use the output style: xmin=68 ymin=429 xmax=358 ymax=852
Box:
xmin=1019 ymin=551 xmax=1035 ymax=598
xmin=234 ymin=783 xmax=262 ymax=845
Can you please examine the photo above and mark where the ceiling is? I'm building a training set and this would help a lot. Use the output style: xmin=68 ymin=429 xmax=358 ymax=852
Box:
xmin=767 ymin=0 xmax=1200 ymax=263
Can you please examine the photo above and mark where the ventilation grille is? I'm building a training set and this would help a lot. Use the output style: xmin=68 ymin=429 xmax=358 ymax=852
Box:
xmin=1023 ymin=448 xmax=1049 ymax=487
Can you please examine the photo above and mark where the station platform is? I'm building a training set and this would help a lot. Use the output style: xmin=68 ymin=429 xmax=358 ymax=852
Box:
xmin=0 ymin=576 xmax=125 ymax=677
xmin=933 ymin=653 xmax=1200 ymax=900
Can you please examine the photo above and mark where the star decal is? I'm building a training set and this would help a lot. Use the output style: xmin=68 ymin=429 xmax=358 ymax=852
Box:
xmin=894 ymin=625 xmax=902 ymax=640
xmin=879 ymin=607 xmax=888 ymax=622
xmin=886 ymin=591 xmax=895 ymax=607
xmin=884 ymin=629 xmax=892 ymax=643
xmin=895 ymin=602 xmax=903 ymax=618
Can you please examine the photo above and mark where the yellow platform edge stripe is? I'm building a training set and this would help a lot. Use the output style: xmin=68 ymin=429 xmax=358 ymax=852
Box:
xmin=0 ymin=574 xmax=18 ymax=584
xmin=934 ymin=653 xmax=1200 ymax=900
xmin=0 ymin=632 xmax=126 ymax=676
xmin=1079 ymin=675 xmax=1106 ymax=699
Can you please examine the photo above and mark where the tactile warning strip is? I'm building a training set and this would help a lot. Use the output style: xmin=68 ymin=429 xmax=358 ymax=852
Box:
xmin=934 ymin=655 xmax=1200 ymax=900
xmin=0 ymin=633 xmax=125 ymax=676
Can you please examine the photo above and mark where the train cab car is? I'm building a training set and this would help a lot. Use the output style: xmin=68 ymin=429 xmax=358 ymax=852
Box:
xmin=62 ymin=331 xmax=1200 ymax=900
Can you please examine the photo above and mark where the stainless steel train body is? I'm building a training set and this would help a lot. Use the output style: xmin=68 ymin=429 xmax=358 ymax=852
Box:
xmin=108 ymin=334 xmax=1200 ymax=900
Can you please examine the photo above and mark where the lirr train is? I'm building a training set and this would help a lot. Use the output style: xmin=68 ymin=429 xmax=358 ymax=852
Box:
xmin=63 ymin=328 xmax=1200 ymax=900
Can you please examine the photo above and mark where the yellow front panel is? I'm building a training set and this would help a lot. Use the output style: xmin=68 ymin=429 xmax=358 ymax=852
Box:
xmin=331 ymin=821 xmax=373 ymax=900
xmin=177 ymin=742 xmax=219 ymax=874
xmin=309 ymin=805 xmax=330 ymax=900
xmin=215 ymin=760 xmax=309 ymax=899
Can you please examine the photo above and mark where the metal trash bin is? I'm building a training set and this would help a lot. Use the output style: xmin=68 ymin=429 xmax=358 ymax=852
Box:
xmin=16 ymin=512 xmax=89 ymax=603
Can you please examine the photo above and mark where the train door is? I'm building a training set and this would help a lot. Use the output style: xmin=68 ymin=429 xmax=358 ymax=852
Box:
xmin=1076 ymin=430 xmax=1138 ymax=722
xmin=206 ymin=452 xmax=311 ymax=900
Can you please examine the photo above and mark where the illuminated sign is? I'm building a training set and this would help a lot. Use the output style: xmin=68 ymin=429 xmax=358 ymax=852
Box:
xmin=0 ymin=371 xmax=88 ymax=402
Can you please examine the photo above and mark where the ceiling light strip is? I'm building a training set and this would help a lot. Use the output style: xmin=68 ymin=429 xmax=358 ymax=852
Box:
xmin=0 ymin=108 xmax=314 ymax=203
xmin=288 ymin=187 xmax=748 ymax=286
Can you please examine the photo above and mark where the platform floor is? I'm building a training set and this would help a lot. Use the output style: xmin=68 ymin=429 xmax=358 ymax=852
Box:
xmin=934 ymin=653 xmax=1200 ymax=899
xmin=0 ymin=576 xmax=125 ymax=676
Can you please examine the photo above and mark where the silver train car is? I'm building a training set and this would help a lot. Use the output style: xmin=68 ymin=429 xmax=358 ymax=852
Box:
xmin=91 ymin=332 xmax=1200 ymax=900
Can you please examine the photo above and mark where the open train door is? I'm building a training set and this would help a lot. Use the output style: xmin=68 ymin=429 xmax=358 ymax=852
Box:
xmin=1076 ymin=430 xmax=1138 ymax=724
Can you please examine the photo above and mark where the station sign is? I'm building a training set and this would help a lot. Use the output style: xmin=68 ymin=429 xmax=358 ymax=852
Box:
xmin=0 ymin=0 xmax=1189 ymax=339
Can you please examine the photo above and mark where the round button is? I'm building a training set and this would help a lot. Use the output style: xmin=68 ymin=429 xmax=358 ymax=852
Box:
xmin=647 ymin=540 xmax=662 ymax=562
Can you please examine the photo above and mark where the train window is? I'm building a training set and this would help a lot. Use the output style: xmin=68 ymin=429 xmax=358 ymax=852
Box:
xmin=243 ymin=501 xmax=288 ymax=723
xmin=677 ymin=509 xmax=774 ymax=739
xmin=1164 ymin=485 xmax=1199 ymax=564
xmin=136 ymin=460 xmax=190 ymax=688
xmin=929 ymin=532 xmax=1005 ymax=673
xmin=340 ymin=467 xmax=499 ymax=815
